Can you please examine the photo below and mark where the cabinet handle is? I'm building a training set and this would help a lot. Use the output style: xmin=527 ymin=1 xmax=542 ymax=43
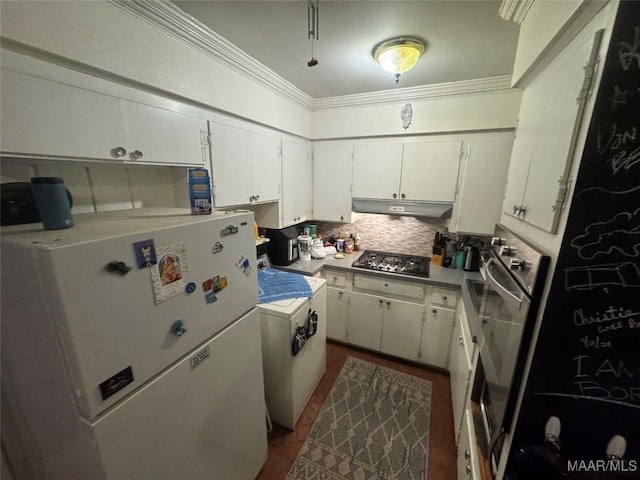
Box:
xmin=340 ymin=215 xmax=344 ymax=221
xmin=465 ymin=450 xmax=470 ymax=460
xmin=379 ymin=299 xmax=384 ymax=305
xmin=519 ymin=206 xmax=526 ymax=216
xmin=513 ymin=204 xmax=519 ymax=214
xmin=386 ymin=301 xmax=391 ymax=306
xmin=256 ymin=194 xmax=260 ymax=201
xmin=249 ymin=195 xmax=255 ymax=202
xmin=338 ymin=291 xmax=343 ymax=297
xmin=466 ymin=464 xmax=471 ymax=475
xmin=131 ymin=150 xmax=143 ymax=160
xmin=384 ymin=283 xmax=388 ymax=287
xmin=333 ymin=276 xmax=338 ymax=281
xmin=401 ymin=193 xmax=406 ymax=199
xmin=392 ymin=193 xmax=397 ymax=199
xmin=432 ymin=309 xmax=437 ymax=314
xmin=443 ymin=296 xmax=447 ymax=301
xmin=113 ymin=146 xmax=127 ymax=157
xmin=459 ymin=335 xmax=464 ymax=346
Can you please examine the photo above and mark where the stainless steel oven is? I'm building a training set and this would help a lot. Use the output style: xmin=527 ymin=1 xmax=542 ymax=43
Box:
xmin=473 ymin=224 xmax=549 ymax=473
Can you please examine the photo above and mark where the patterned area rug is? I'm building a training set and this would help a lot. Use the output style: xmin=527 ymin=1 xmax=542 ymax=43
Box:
xmin=286 ymin=356 xmax=432 ymax=480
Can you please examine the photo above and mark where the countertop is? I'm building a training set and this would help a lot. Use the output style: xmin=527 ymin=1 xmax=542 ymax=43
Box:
xmin=275 ymin=250 xmax=483 ymax=290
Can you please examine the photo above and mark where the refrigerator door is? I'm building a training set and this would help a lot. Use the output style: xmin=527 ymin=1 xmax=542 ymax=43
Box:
xmin=36 ymin=209 xmax=257 ymax=418
xmin=90 ymin=309 xmax=267 ymax=480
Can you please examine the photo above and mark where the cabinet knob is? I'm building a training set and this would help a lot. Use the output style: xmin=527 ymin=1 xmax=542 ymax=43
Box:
xmin=256 ymin=194 xmax=260 ymax=201
xmin=519 ymin=206 xmax=526 ymax=216
xmin=386 ymin=301 xmax=391 ymax=306
xmin=379 ymin=299 xmax=384 ymax=304
xmin=131 ymin=150 xmax=143 ymax=159
xmin=442 ymin=296 xmax=447 ymax=301
xmin=249 ymin=195 xmax=255 ymax=202
xmin=464 ymin=450 xmax=470 ymax=460
xmin=112 ymin=146 xmax=127 ymax=157
xmin=459 ymin=335 xmax=463 ymax=346
xmin=340 ymin=215 xmax=344 ymax=221
xmin=384 ymin=283 xmax=388 ymax=287
xmin=392 ymin=193 xmax=397 ymax=199
xmin=338 ymin=291 xmax=343 ymax=297
xmin=432 ymin=309 xmax=437 ymax=314
xmin=401 ymin=193 xmax=406 ymax=199
xmin=333 ymin=276 xmax=337 ymax=281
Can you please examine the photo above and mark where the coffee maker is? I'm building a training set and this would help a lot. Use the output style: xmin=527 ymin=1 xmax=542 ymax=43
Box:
xmin=264 ymin=226 xmax=299 ymax=266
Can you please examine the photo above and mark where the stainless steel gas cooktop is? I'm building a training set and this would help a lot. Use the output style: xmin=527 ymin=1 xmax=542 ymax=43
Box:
xmin=351 ymin=250 xmax=430 ymax=278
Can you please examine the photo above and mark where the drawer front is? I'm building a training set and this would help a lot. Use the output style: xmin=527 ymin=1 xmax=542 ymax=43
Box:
xmin=353 ymin=274 xmax=425 ymax=300
xmin=431 ymin=287 xmax=458 ymax=308
xmin=324 ymin=270 xmax=347 ymax=288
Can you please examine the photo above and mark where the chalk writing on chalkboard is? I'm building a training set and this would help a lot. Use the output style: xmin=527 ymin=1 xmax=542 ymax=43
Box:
xmin=569 ymin=208 xmax=640 ymax=259
xmin=617 ymin=25 xmax=640 ymax=71
xmin=565 ymin=262 xmax=640 ymax=290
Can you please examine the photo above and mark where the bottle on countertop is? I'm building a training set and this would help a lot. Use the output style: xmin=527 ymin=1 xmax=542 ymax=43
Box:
xmin=354 ymin=232 xmax=361 ymax=251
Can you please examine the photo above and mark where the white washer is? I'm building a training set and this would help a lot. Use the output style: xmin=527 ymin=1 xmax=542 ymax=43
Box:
xmin=257 ymin=276 xmax=327 ymax=429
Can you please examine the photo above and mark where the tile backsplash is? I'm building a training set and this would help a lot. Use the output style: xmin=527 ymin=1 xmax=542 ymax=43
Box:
xmin=312 ymin=213 xmax=447 ymax=257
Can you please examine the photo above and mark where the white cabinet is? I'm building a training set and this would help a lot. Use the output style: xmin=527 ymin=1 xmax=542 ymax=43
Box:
xmin=502 ymin=28 xmax=600 ymax=233
xmin=457 ymin=409 xmax=480 ymax=480
xmin=324 ymin=268 xmax=350 ymax=342
xmin=351 ymin=143 xmax=403 ymax=199
xmin=419 ymin=306 xmax=455 ymax=368
xmin=348 ymin=274 xmax=426 ymax=361
xmin=449 ymin=135 xmax=513 ymax=235
xmin=281 ymin=139 xmax=311 ymax=226
xmin=1 ymin=68 xmax=208 ymax=166
xmin=449 ymin=303 xmax=474 ymax=446
xmin=209 ymin=122 xmax=281 ymax=208
xmin=346 ymin=291 xmax=384 ymax=351
xmin=352 ymin=139 xmax=462 ymax=202
xmin=120 ymin=101 xmax=208 ymax=166
xmin=401 ymin=141 xmax=462 ymax=202
xmin=380 ymin=299 xmax=424 ymax=361
xmin=312 ymin=144 xmax=353 ymax=222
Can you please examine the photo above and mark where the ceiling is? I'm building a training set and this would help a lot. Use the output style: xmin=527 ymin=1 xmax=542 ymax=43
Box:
xmin=172 ymin=1 xmax=520 ymax=99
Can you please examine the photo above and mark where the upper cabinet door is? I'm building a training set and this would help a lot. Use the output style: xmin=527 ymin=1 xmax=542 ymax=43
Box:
xmin=452 ymin=135 xmax=513 ymax=235
xmin=401 ymin=141 xmax=462 ymax=202
xmin=503 ymin=28 xmax=601 ymax=232
xmin=281 ymin=139 xmax=310 ymax=226
xmin=209 ymin=122 xmax=253 ymax=207
xmin=312 ymin=144 xmax=352 ymax=223
xmin=352 ymin=143 xmax=403 ymax=199
xmin=0 ymin=69 xmax=126 ymax=161
xmin=121 ymin=101 xmax=207 ymax=166
xmin=250 ymin=132 xmax=281 ymax=204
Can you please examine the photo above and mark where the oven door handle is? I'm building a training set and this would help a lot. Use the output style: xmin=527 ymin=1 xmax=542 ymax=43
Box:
xmin=485 ymin=258 xmax=523 ymax=309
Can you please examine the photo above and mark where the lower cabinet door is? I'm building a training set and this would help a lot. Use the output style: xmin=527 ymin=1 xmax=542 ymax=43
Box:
xmin=380 ymin=298 xmax=424 ymax=361
xmin=346 ymin=291 xmax=383 ymax=351
xmin=457 ymin=408 xmax=479 ymax=480
xmin=326 ymin=286 xmax=348 ymax=342
xmin=419 ymin=306 xmax=455 ymax=368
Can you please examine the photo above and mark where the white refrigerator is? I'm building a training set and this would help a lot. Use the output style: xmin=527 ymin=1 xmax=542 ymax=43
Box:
xmin=1 ymin=208 xmax=267 ymax=480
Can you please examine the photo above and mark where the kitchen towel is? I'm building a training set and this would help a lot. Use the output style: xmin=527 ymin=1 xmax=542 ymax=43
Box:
xmin=257 ymin=268 xmax=313 ymax=304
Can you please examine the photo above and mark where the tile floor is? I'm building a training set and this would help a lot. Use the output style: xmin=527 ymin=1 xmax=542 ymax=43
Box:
xmin=256 ymin=340 xmax=457 ymax=479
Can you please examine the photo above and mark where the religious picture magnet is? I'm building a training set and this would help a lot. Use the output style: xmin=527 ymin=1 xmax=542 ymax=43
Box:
xmin=133 ymin=239 xmax=157 ymax=269
xmin=150 ymin=242 xmax=188 ymax=304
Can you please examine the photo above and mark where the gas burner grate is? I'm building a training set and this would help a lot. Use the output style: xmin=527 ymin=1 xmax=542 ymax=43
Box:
xmin=351 ymin=250 xmax=430 ymax=278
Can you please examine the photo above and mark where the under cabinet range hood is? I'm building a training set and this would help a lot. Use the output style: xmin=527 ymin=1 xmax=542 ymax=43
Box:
xmin=351 ymin=198 xmax=453 ymax=218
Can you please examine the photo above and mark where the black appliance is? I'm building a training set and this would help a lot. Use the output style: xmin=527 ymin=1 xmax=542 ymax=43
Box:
xmin=463 ymin=245 xmax=480 ymax=271
xmin=1 ymin=182 xmax=74 ymax=226
xmin=264 ymin=226 xmax=299 ymax=266
xmin=472 ymin=224 xmax=549 ymax=472
xmin=351 ymin=250 xmax=430 ymax=278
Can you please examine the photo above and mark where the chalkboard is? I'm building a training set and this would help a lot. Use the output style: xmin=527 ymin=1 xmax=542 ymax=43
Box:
xmin=508 ymin=1 xmax=640 ymax=475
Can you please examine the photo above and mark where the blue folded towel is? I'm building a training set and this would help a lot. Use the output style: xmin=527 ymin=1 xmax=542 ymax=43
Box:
xmin=257 ymin=268 xmax=313 ymax=304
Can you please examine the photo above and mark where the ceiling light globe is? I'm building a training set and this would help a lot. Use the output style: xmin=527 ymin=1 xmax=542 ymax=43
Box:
xmin=373 ymin=38 xmax=425 ymax=82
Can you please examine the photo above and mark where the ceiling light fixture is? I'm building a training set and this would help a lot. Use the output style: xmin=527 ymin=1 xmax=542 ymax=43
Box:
xmin=373 ymin=37 xmax=426 ymax=84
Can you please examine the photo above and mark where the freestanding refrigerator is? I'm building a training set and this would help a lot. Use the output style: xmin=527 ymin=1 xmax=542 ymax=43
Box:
xmin=1 ymin=208 xmax=267 ymax=480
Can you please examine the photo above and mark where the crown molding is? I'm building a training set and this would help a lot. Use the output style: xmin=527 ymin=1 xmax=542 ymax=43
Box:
xmin=109 ymin=1 xmax=516 ymax=113
xmin=499 ymin=0 xmax=535 ymax=23
xmin=313 ymin=75 xmax=515 ymax=110
xmin=108 ymin=0 xmax=314 ymax=110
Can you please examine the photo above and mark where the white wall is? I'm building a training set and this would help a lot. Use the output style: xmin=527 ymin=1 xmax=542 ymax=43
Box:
xmin=511 ymin=0 xmax=609 ymax=86
xmin=0 ymin=0 xmax=312 ymax=138
xmin=311 ymin=90 xmax=522 ymax=139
